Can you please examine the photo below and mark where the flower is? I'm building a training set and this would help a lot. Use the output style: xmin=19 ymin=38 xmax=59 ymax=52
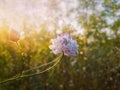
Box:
xmin=49 ymin=33 xmax=78 ymax=56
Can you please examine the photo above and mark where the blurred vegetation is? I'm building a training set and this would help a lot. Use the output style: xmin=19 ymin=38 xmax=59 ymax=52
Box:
xmin=0 ymin=0 xmax=120 ymax=90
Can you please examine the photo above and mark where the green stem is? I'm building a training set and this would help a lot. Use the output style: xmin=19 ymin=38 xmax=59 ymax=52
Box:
xmin=0 ymin=53 xmax=64 ymax=84
xmin=22 ymin=53 xmax=62 ymax=74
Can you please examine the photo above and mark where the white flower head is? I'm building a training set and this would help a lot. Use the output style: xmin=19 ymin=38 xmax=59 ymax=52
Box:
xmin=49 ymin=33 xmax=78 ymax=56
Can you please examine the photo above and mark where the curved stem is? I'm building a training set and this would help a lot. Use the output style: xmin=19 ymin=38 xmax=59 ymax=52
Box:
xmin=22 ymin=53 xmax=62 ymax=74
xmin=0 ymin=53 xmax=64 ymax=84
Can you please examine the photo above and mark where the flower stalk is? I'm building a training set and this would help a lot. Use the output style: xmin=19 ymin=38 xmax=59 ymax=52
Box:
xmin=0 ymin=53 xmax=64 ymax=84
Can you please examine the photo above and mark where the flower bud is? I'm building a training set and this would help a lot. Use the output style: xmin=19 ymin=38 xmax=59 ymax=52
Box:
xmin=9 ymin=30 xmax=20 ymax=42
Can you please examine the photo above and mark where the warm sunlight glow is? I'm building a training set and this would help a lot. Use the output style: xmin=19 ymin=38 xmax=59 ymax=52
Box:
xmin=0 ymin=0 xmax=84 ymax=34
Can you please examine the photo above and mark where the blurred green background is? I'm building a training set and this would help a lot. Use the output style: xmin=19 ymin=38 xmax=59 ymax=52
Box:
xmin=0 ymin=0 xmax=120 ymax=90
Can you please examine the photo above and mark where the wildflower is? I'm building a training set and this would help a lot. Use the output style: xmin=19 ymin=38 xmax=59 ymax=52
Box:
xmin=49 ymin=33 xmax=78 ymax=56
